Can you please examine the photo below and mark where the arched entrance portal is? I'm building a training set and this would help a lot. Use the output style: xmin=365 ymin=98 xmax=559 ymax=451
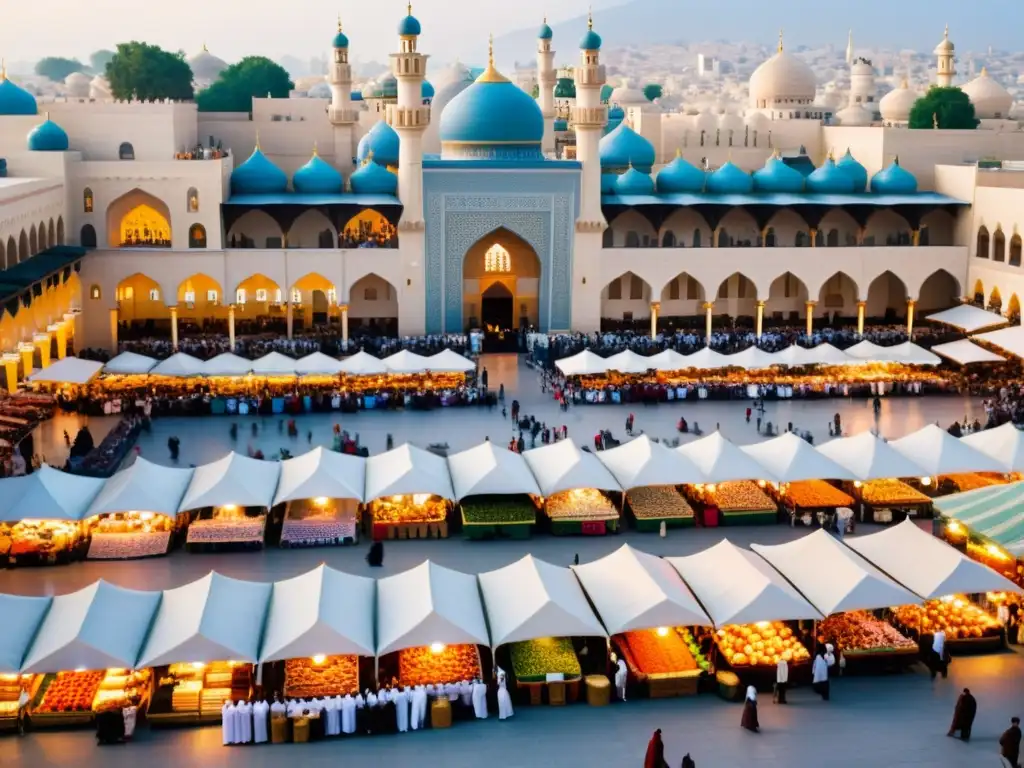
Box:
xmin=481 ymin=282 xmax=514 ymax=331
xmin=463 ymin=229 xmax=540 ymax=350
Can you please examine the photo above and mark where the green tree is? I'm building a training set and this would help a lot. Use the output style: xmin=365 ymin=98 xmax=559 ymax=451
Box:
xmin=196 ymin=56 xmax=294 ymax=112
xmin=531 ymin=84 xmax=539 ymax=98
xmin=106 ymin=42 xmax=194 ymax=101
xmin=643 ymin=83 xmax=663 ymax=102
xmin=34 ymin=57 xmax=84 ymax=82
xmin=89 ymin=50 xmax=115 ymax=73
xmin=909 ymin=86 xmax=978 ymax=129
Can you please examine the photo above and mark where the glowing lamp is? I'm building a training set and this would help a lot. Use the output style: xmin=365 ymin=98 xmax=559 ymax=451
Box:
xmin=413 ymin=493 xmax=430 ymax=505
xmin=430 ymin=642 xmax=446 ymax=655
xmin=947 ymin=521 xmax=963 ymax=535
xmin=707 ymin=484 xmax=717 ymax=494
xmin=853 ymin=481 xmax=863 ymax=488
xmin=223 ymin=504 xmax=238 ymax=512
xmin=191 ymin=662 xmax=206 ymax=669
xmin=74 ymin=667 xmax=86 ymax=673
xmin=313 ymin=497 xmax=329 ymax=506
xmin=920 ymin=477 xmax=932 ymax=487
xmin=755 ymin=621 xmax=770 ymax=629
xmin=312 ymin=654 xmax=326 ymax=665
xmin=656 ymin=627 xmax=669 ymax=637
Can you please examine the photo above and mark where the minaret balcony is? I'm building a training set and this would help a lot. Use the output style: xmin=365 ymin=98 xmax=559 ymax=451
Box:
xmin=574 ymin=65 xmax=606 ymax=86
xmin=329 ymin=106 xmax=361 ymax=124
xmin=571 ymin=105 xmax=608 ymax=128
xmin=391 ymin=105 xmax=431 ymax=129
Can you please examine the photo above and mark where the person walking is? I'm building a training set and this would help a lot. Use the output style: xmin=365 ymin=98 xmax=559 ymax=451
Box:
xmin=644 ymin=728 xmax=669 ymax=767
xmin=812 ymin=648 xmax=830 ymax=701
xmin=740 ymin=687 xmax=759 ymax=732
xmin=930 ymin=630 xmax=950 ymax=680
xmin=774 ymin=657 xmax=788 ymax=704
xmin=947 ymin=688 xmax=977 ymax=741
xmin=1001 ymin=717 xmax=1022 ymax=768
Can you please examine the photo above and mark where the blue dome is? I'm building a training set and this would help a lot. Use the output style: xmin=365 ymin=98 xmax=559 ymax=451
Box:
xmin=422 ymin=80 xmax=434 ymax=99
xmin=350 ymin=160 xmax=398 ymax=195
xmin=615 ymin=166 xmax=654 ymax=195
xmin=608 ymin=104 xmax=624 ymax=120
xmin=538 ymin=21 xmax=553 ymax=39
xmin=357 ymin=120 xmax=400 ymax=167
xmin=292 ymin=151 xmax=343 ymax=194
xmin=871 ymin=158 xmax=918 ymax=194
xmin=601 ymin=173 xmax=618 ymax=193
xmin=230 ymin=146 xmax=288 ymax=195
xmin=656 ymin=153 xmax=707 ymax=193
xmin=580 ymin=20 xmax=602 ymax=51
xmin=600 ymin=84 xmax=614 ymax=103
xmin=705 ymin=161 xmax=753 ymax=194
xmin=27 ymin=118 xmax=69 ymax=152
xmin=439 ymin=64 xmax=544 ymax=160
xmin=351 ymin=90 xmax=363 ymax=101
xmin=398 ymin=6 xmax=421 ymax=36
xmin=806 ymin=157 xmax=856 ymax=194
xmin=553 ymin=118 xmax=568 ymax=131
xmin=333 ymin=30 xmax=349 ymax=48
xmin=752 ymin=155 xmax=805 ymax=193
xmin=837 ymin=149 xmax=868 ymax=192
xmin=0 ymin=76 xmax=37 ymax=116
xmin=599 ymin=122 xmax=655 ymax=173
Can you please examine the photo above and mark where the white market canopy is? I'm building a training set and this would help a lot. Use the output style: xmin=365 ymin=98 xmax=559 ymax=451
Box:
xmin=521 ymin=439 xmax=622 ymax=497
xmin=202 ymin=352 xmax=253 ymax=377
xmin=770 ymin=344 xmax=817 ymax=367
xmin=740 ymin=432 xmax=858 ymax=483
xmin=28 ymin=357 xmax=103 ymax=385
xmin=0 ymin=594 xmax=51 ymax=673
xmin=251 ymin=351 xmax=299 ymax=376
xmin=20 ymin=581 xmax=161 ymax=674
xmin=961 ymin=422 xmax=1024 ymax=473
xmin=603 ymin=349 xmax=654 ymax=374
xmin=0 ymin=465 xmax=105 ymax=523
xmin=845 ymin=518 xmax=1022 ymax=598
xmin=149 ymin=352 xmax=205 ymax=377
xmin=676 ymin=431 xmax=776 ymax=483
xmin=87 ymin=457 xmax=194 ymax=517
xmin=883 ymin=342 xmax=942 ymax=366
xmin=572 ymin=545 xmax=711 ymax=634
xmin=364 ymin=443 xmax=454 ymax=502
xmin=338 ymin=350 xmax=389 ymax=376
xmin=683 ymin=347 xmax=731 ymax=370
xmin=647 ymin=349 xmax=691 ymax=372
xmin=597 ymin=435 xmax=705 ymax=489
xmin=376 ymin=560 xmax=490 ymax=655
xmin=726 ymin=346 xmax=776 ymax=370
xmin=295 ymin=351 xmax=345 ymax=376
xmin=934 ymin=481 xmax=1024 ymax=555
xmin=752 ymin=530 xmax=921 ymax=616
xmin=137 ymin=572 xmax=272 ymax=667
xmin=383 ymin=349 xmax=432 ymax=374
xmin=973 ymin=325 xmax=1024 ymax=359
xmin=102 ymin=351 xmax=158 ymax=375
xmin=889 ymin=424 xmax=1006 ymax=476
xmin=273 ymin=446 xmax=366 ymax=505
xmin=446 ymin=442 xmax=541 ymax=500
xmin=478 ymin=554 xmax=606 ymax=647
xmin=815 ymin=431 xmax=928 ymax=481
xmin=927 ymin=304 xmax=1008 ymax=334
xmin=425 ymin=349 xmax=476 ymax=373
xmin=555 ymin=350 xmax=610 ymax=377
xmin=259 ymin=565 xmax=375 ymax=661
xmin=931 ymin=339 xmax=1006 ymax=365
xmin=803 ymin=342 xmax=856 ymax=366
xmin=178 ymin=452 xmax=282 ymax=512
xmin=666 ymin=539 xmax=822 ymax=626
xmin=843 ymin=340 xmax=904 ymax=364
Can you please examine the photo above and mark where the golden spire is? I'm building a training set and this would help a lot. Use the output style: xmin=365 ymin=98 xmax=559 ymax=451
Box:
xmin=588 ymin=6 xmax=593 ymax=30
xmin=312 ymin=141 xmax=319 ymax=157
xmin=477 ymin=34 xmax=509 ymax=83
xmin=337 ymin=14 xmax=343 ymax=31
xmin=489 ymin=33 xmax=494 ymax=67
xmin=981 ymin=65 xmax=988 ymax=76
xmin=901 ymin=76 xmax=909 ymax=88
xmin=543 ymin=14 xmax=547 ymax=23
xmin=407 ymin=1 xmax=412 ymax=16
xmin=202 ymin=42 xmax=209 ymax=52
xmin=675 ymin=148 xmax=681 ymax=158
xmin=1 ymin=59 xmax=6 ymax=80
xmin=944 ymin=24 xmax=949 ymax=40
xmin=365 ymin=148 xmax=375 ymax=166
xmin=827 ymin=147 xmax=835 ymax=162
xmin=772 ymin=147 xmax=781 ymax=159
xmin=255 ymin=130 xmax=261 ymax=151
xmin=777 ymin=29 xmax=784 ymax=53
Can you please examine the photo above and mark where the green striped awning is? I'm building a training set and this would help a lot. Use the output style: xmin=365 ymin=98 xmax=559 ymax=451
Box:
xmin=935 ymin=481 xmax=1024 ymax=553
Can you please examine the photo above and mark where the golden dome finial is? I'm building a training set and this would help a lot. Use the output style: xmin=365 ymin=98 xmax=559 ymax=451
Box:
xmin=202 ymin=42 xmax=209 ymax=53
xmin=1 ymin=59 xmax=6 ymax=80
xmin=477 ymin=34 xmax=509 ymax=83
xmin=675 ymin=147 xmax=681 ymax=158
xmin=489 ymin=33 xmax=494 ymax=68
xmin=255 ymin=130 xmax=261 ymax=151
xmin=827 ymin=147 xmax=835 ymax=162
xmin=312 ymin=141 xmax=319 ymax=157
xmin=337 ymin=14 xmax=343 ymax=32
xmin=588 ymin=6 xmax=594 ymax=30
xmin=901 ymin=75 xmax=909 ymax=88
xmin=366 ymin=148 xmax=375 ymax=165
xmin=944 ymin=24 xmax=949 ymax=39
xmin=543 ymin=14 xmax=547 ymax=24
xmin=778 ymin=28 xmax=784 ymax=53
xmin=981 ymin=65 xmax=988 ymax=76
xmin=407 ymin=1 xmax=413 ymax=16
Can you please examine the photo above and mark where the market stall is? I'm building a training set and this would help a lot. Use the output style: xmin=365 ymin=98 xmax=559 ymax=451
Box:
xmin=425 ymin=349 xmax=476 ymax=373
xmin=447 ymin=442 xmax=541 ymax=540
xmin=83 ymin=458 xmax=194 ymax=559
xmin=767 ymin=480 xmax=854 ymax=527
xmin=149 ymin=352 xmax=206 ymax=378
xmin=573 ymin=545 xmax=712 ymax=697
xmin=251 ymin=352 xmax=299 ymax=379
xmin=102 ymin=351 xmax=159 ymax=376
xmin=816 ymin=431 xmax=930 ymax=482
xmin=849 ymin=478 xmax=933 ymax=524
xmin=202 ymin=353 xmax=253 ymax=377
xmin=0 ymin=466 xmax=105 ymax=566
xmin=338 ymin=350 xmax=389 ymax=376
xmin=364 ymin=444 xmax=454 ymax=540
xmin=140 ymin=572 xmax=271 ymax=726
xmin=295 ymin=351 xmax=345 ymax=382
xmin=684 ymin=481 xmax=778 ymax=526
xmin=890 ymin=424 xmax=1007 ymax=478
xmin=27 ymin=358 xmax=104 ymax=390
xmin=934 ymin=482 xmax=1024 ymax=575
xmin=0 ymin=594 xmax=51 ymax=733
xmin=961 ymin=422 xmax=1024 ymax=473
xmin=603 ymin=350 xmax=655 ymax=374
xmin=555 ymin=350 xmax=611 ymax=377
xmin=273 ymin=447 xmax=364 ymax=548
xmin=382 ymin=350 xmax=432 ymax=374
xmin=179 ymin=453 xmax=281 ymax=552
xmin=931 ymin=339 xmax=1006 ymax=365
xmin=926 ymin=304 xmax=1009 ymax=334
xmin=522 ymin=439 xmax=623 ymax=535
xmin=676 ymin=432 xmax=777 ymax=483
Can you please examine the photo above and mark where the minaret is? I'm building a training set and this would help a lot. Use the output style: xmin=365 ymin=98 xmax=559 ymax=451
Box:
xmin=328 ymin=16 xmax=359 ymax=177
xmin=845 ymin=29 xmax=853 ymax=65
xmin=934 ymin=24 xmax=956 ymax=87
xmin=572 ymin=10 xmax=608 ymax=228
xmin=389 ymin=2 xmax=430 ymax=228
xmin=537 ymin=18 xmax=556 ymax=155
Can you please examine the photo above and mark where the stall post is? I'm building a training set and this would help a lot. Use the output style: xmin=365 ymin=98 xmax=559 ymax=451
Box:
xmin=340 ymin=304 xmax=349 ymax=350
xmin=906 ymin=298 xmax=916 ymax=339
xmin=169 ymin=305 xmax=179 ymax=351
xmin=755 ymin=300 xmax=765 ymax=341
xmin=109 ymin=307 xmax=119 ymax=352
xmin=805 ymin=301 xmax=816 ymax=339
xmin=2 ymin=353 xmax=19 ymax=391
xmin=49 ymin=322 xmax=67 ymax=360
xmin=856 ymin=301 xmax=866 ymax=336
xmin=809 ymin=227 xmax=818 ymax=248
xmin=703 ymin=301 xmax=713 ymax=345
xmin=286 ymin=302 xmax=294 ymax=340
xmin=649 ymin=302 xmax=659 ymax=339
xmin=228 ymin=304 xmax=236 ymax=352
xmin=17 ymin=342 xmax=34 ymax=376
xmin=33 ymin=333 xmax=51 ymax=369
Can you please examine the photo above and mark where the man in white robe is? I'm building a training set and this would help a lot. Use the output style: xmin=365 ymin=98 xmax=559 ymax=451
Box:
xmin=221 ymin=700 xmax=235 ymax=746
xmin=459 ymin=679 xmax=473 ymax=708
xmin=271 ymin=697 xmax=286 ymax=717
xmin=240 ymin=701 xmax=253 ymax=743
xmin=472 ymin=679 xmax=488 ymax=719
xmin=496 ymin=668 xmax=514 ymax=721
xmin=395 ymin=687 xmax=409 ymax=733
xmin=254 ymin=700 xmax=269 ymax=743
xmin=614 ymin=657 xmax=628 ymax=702
xmin=341 ymin=694 xmax=355 ymax=735
xmin=412 ymin=686 xmax=426 ymax=730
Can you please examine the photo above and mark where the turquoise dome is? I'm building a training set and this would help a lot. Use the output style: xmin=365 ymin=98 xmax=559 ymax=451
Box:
xmin=351 ymin=90 xmax=363 ymax=101
xmin=615 ymin=166 xmax=654 ymax=195
xmin=422 ymin=80 xmax=434 ymax=100
xmin=230 ymin=147 xmax=288 ymax=195
xmin=553 ymin=78 xmax=576 ymax=99
xmin=656 ymin=154 xmax=707 ymax=193
xmin=292 ymin=151 xmax=343 ymax=194
xmin=553 ymin=118 xmax=568 ymax=131
xmin=706 ymin=161 xmax=753 ymax=194
xmin=601 ymin=173 xmax=618 ymax=193
xmin=871 ymin=158 xmax=918 ymax=194
xmin=357 ymin=120 xmax=400 ymax=167
xmin=538 ymin=21 xmax=553 ymax=39
xmin=837 ymin=149 xmax=868 ymax=192
xmin=753 ymin=155 xmax=805 ymax=193
xmin=350 ymin=160 xmax=397 ymax=195
xmin=333 ymin=29 xmax=349 ymax=48
xmin=580 ymin=23 xmax=602 ymax=51
xmin=608 ymin=104 xmax=624 ymax=120
xmin=27 ymin=118 xmax=69 ymax=152
xmin=806 ymin=157 xmax=856 ymax=194
xmin=439 ymin=64 xmax=544 ymax=160
xmin=599 ymin=122 xmax=655 ymax=173
xmin=0 ymin=76 xmax=37 ymax=116
xmin=398 ymin=6 xmax=421 ymax=36
xmin=369 ymin=74 xmax=398 ymax=100
xmin=600 ymin=84 xmax=614 ymax=103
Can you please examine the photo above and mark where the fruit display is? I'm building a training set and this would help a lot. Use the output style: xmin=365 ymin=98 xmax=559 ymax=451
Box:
xmin=461 ymin=495 xmax=537 ymax=525
xmin=544 ymin=488 xmax=619 ymax=521
xmin=0 ymin=674 xmax=31 ymax=718
xmin=509 ymin=637 xmax=582 ymax=682
xmin=816 ymin=611 xmax=916 ymax=654
xmin=92 ymin=668 xmax=150 ymax=710
xmin=285 ymin=655 xmax=360 ymax=698
xmin=35 ymin=671 xmax=105 ymax=714
xmin=1 ymin=519 xmax=82 ymax=558
xmin=943 ymin=473 xmax=1004 ymax=493
xmin=715 ymin=622 xmax=811 ymax=668
xmin=781 ymin=480 xmax=854 ymax=510
xmin=369 ymin=494 xmax=448 ymax=525
xmin=857 ymin=479 xmax=931 ymax=506
xmin=891 ymin=596 xmax=1002 ymax=641
xmin=690 ymin=482 xmax=776 ymax=513
xmin=965 ymin=541 xmax=1017 ymax=581
xmin=626 ymin=487 xmax=695 ymax=520
xmin=164 ymin=662 xmax=246 ymax=716
xmin=186 ymin=517 xmax=266 ymax=544
xmin=619 ymin=629 xmax=698 ymax=675
xmin=397 ymin=644 xmax=481 ymax=687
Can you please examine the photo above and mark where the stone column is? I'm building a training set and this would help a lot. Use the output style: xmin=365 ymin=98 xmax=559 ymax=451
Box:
xmin=704 ymin=301 xmax=714 ymax=345
xmin=713 ymin=227 xmax=721 ymax=248
xmin=912 ymin=229 xmax=921 ymax=247
xmin=110 ymin=307 xmax=119 ymax=354
xmin=809 ymin=228 xmax=818 ymax=248
xmin=649 ymin=301 xmax=660 ymax=339
xmin=18 ymin=343 xmax=34 ymax=377
xmin=857 ymin=301 xmax=867 ymax=336
xmin=228 ymin=304 xmax=236 ymax=352
xmin=49 ymin=322 xmax=67 ymax=360
xmin=33 ymin=333 xmax=50 ymax=369
xmin=340 ymin=304 xmax=349 ymax=350
xmin=906 ymin=298 xmax=916 ymax=338
xmin=755 ymin=300 xmax=765 ymax=341
xmin=760 ymin=227 xmax=769 ymax=248
xmin=2 ymin=353 xmax=19 ymax=391
xmin=805 ymin=300 xmax=816 ymax=339
xmin=169 ymin=306 xmax=179 ymax=351
xmin=286 ymin=302 xmax=294 ymax=340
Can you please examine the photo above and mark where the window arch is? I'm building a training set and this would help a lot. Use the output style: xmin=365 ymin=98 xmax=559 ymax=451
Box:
xmin=602 ymin=228 xmax=613 ymax=248
xmin=188 ymin=223 xmax=207 ymax=248
xmin=484 ymin=243 xmax=511 ymax=273
xmin=187 ymin=187 xmax=199 ymax=213
xmin=1010 ymin=234 xmax=1022 ymax=267
xmin=118 ymin=142 xmax=135 ymax=160
xmin=994 ymin=228 xmax=1006 ymax=262
xmin=29 ymin=225 xmax=37 ymax=255
xmin=80 ymin=224 xmax=97 ymax=248
xmin=692 ymin=229 xmax=702 ymax=247
xmin=977 ymin=225 xmax=990 ymax=258
xmin=661 ymin=230 xmax=676 ymax=247
xmin=6 ymin=237 xmax=15 ymax=266
xmin=624 ymin=231 xmax=640 ymax=248
xmin=84 ymin=187 xmax=94 ymax=213
xmin=48 ymin=219 xmax=55 ymax=247
xmin=56 ymin=216 xmax=64 ymax=244
xmin=89 ymin=284 xmax=101 ymax=300
xmin=826 ymin=228 xmax=839 ymax=247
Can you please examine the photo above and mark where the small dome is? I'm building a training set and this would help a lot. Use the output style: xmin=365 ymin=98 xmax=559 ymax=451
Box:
xmin=749 ymin=36 xmax=816 ymax=107
xmin=691 ymin=110 xmax=718 ymax=135
xmin=718 ymin=112 xmax=744 ymax=135
xmin=351 ymin=90 xmax=363 ymax=101
xmin=608 ymin=104 xmax=625 ymax=120
xmin=422 ymin=80 xmax=435 ymax=100
xmin=601 ymin=173 xmax=618 ymax=194
xmin=615 ymin=166 xmax=654 ymax=195
xmin=433 ymin=67 xmax=474 ymax=115
xmin=609 ymin=79 xmax=646 ymax=107
xmin=879 ymin=79 xmax=918 ymax=123
xmin=599 ymin=122 xmax=655 ymax=172
xmin=27 ymin=117 xmax=69 ymax=152
xmin=357 ymin=120 xmax=400 ymax=167
xmin=744 ymin=111 xmax=770 ymax=131
xmin=553 ymin=77 xmax=576 ymax=99
xmin=706 ymin=161 xmax=753 ymax=194
xmin=350 ymin=159 xmax=398 ymax=195
xmin=806 ymin=156 xmax=856 ymax=193
xmin=333 ymin=21 xmax=349 ymax=48
xmin=600 ymin=84 xmax=614 ymax=103
xmin=579 ymin=17 xmax=602 ymax=51
xmin=538 ymin=20 xmax=553 ymax=40
xmin=292 ymin=150 xmax=344 ymax=194
xmin=553 ymin=117 xmax=568 ymax=131
xmin=871 ymin=158 xmax=918 ymax=194
xmin=398 ymin=3 xmax=421 ymax=36
xmin=230 ymin=146 xmax=289 ymax=195
xmin=0 ymin=72 xmax=37 ymax=116
xmin=836 ymin=149 xmax=868 ymax=192
xmin=752 ymin=154 xmax=805 ymax=193
xmin=835 ymin=102 xmax=873 ymax=127
xmin=934 ymin=25 xmax=954 ymax=55
xmin=962 ymin=68 xmax=1013 ymax=119
xmin=188 ymin=46 xmax=228 ymax=82
xmin=370 ymin=73 xmax=398 ymax=100
xmin=64 ymin=72 xmax=91 ymax=98
xmin=308 ymin=82 xmax=331 ymax=99
xmin=656 ymin=153 xmax=707 ymax=193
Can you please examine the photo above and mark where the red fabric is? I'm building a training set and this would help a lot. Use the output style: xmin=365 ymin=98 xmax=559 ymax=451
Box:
xmin=581 ymin=520 xmax=606 ymax=536
xmin=644 ymin=730 xmax=665 ymax=768
xmin=372 ymin=523 xmax=389 ymax=541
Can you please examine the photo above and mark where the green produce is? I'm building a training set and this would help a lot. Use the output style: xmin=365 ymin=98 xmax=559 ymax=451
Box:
xmin=461 ymin=495 xmax=536 ymax=524
xmin=509 ymin=637 xmax=582 ymax=681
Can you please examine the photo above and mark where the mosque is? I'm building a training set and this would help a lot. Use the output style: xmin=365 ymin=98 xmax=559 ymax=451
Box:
xmin=0 ymin=11 xmax=1022 ymax=372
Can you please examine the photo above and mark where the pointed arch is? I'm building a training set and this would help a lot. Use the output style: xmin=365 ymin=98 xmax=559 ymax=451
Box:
xmin=917 ymin=269 xmax=961 ymax=312
xmin=973 ymin=279 xmax=985 ymax=305
xmin=462 ymin=227 xmax=541 ymax=332
xmin=186 ymin=187 xmax=199 ymax=213
xmin=29 ymin=225 xmax=37 ymax=255
xmin=83 ymin=187 xmax=94 ymax=213
xmin=866 ymin=270 xmax=909 ymax=319
xmin=0 ymin=240 xmax=5 ymax=270
xmin=766 ymin=271 xmax=809 ymax=321
xmin=989 ymin=286 xmax=1003 ymax=313
xmin=235 ymin=274 xmax=283 ymax=310
xmin=660 ymin=272 xmax=705 ymax=304
xmin=80 ymin=224 xmax=97 ymax=249
xmin=340 ymin=209 xmax=397 ymax=248
xmin=288 ymin=209 xmax=337 ymax=249
xmin=38 ymin=221 xmax=48 ymax=250
xmin=602 ymin=271 xmax=653 ymax=325
xmin=993 ymin=227 xmax=1007 ymax=262
xmin=116 ymin=273 xmax=167 ymax=324
xmin=976 ymin=225 xmax=990 ymax=258
xmin=18 ymin=230 xmax=29 ymax=261
xmin=56 ymin=216 xmax=65 ymax=245
xmin=1008 ymin=294 xmax=1021 ymax=322
xmin=188 ymin=223 xmax=207 ymax=248
xmin=47 ymin=219 xmax=55 ymax=248
xmin=105 ymin=188 xmax=173 ymax=248
xmin=816 ymin=272 xmax=859 ymax=317
xmin=227 ymin=209 xmax=284 ymax=249
xmin=7 ymin=236 xmax=17 ymax=265
xmin=1011 ymin=234 xmax=1023 ymax=267
xmin=348 ymin=273 xmax=398 ymax=335
xmin=177 ymin=274 xmax=222 ymax=319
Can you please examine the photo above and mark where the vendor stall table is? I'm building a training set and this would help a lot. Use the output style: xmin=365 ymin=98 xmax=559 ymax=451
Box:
xmin=625 ymin=487 xmax=695 ymax=532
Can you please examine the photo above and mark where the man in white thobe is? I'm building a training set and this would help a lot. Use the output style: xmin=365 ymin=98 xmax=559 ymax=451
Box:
xmin=614 ymin=658 xmax=628 ymax=702
xmin=472 ymin=679 xmax=488 ymax=719
xmin=459 ymin=679 xmax=473 ymax=708
xmin=221 ymin=700 xmax=235 ymax=746
xmin=395 ymin=687 xmax=409 ymax=733
xmin=340 ymin=694 xmax=355 ymax=735
xmin=241 ymin=700 xmax=253 ymax=743
xmin=412 ymin=686 xmax=427 ymax=730
xmin=446 ymin=681 xmax=459 ymax=703
xmin=254 ymin=700 xmax=269 ymax=743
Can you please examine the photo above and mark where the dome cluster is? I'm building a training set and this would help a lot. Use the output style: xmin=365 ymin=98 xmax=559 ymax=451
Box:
xmin=230 ymin=142 xmax=397 ymax=197
xmin=0 ymin=68 xmax=38 ymax=116
xmin=357 ymin=120 xmax=400 ymax=168
xmin=599 ymin=122 xmax=655 ymax=173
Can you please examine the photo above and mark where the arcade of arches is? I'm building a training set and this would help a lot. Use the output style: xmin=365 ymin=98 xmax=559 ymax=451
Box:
xmin=0 ymin=273 xmax=82 ymax=386
xmin=107 ymin=190 xmax=173 ymax=249
xmin=226 ymin=208 xmax=397 ymax=249
xmin=462 ymin=229 xmax=540 ymax=336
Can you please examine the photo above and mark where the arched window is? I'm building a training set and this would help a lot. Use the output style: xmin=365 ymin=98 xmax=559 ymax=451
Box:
xmin=83 ymin=187 xmax=94 ymax=213
xmin=692 ymin=229 xmax=702 ymax=247
xmin=119 ymin=204 xmax=171 ymax=248
xmin=118 ymin=142 xmax=135 ymax=160
xmin=826 ymin=229 xmax=839 ymax=247
xmin=661 ymin=231 xmax=676 ymax=248
xmin=236 ymin=288 xmax=247 ymax=304
xmin=795 ymin=231 xmax=807 ymax=247
xmin=977 ymin=226 xmax=990 ymax=258
xmin=994 ymin=228 xmax=1006 ymax=262
xmin=29 ymin=226 xmax=37 ymax=255
xmin=6 ymin=237 xmax=15 ymax=265
xmin=484 ymin=243 xmax=512 ymax=273
xmin=81 ymin=224 xmax=97 ymax=248
xmin=89 ymin=284 xmax=101 ymax=300
xmin=187 ymin=187 xmax=199 ymax=213
xmin=1010 ymin=235 xmax=1022 ymax=267
xmin=813 ymin=229 xmax=824 ymax=248
xmin=188 ymin=223 xmax=206 ymax=248
xmin=48 ymin=219 xmax=55 ymax=247
xmin=602 ymin=228 xmax=613 ymax=248
xmin=765 ymin=227 xmax=776 ymax=247
xmin=317 ymin=229 xmax=334 ymax=248
xmin=624 ymin=231 xmax=640 ymax=248
xmin=56 ymin=216 xmax=64 ymax=244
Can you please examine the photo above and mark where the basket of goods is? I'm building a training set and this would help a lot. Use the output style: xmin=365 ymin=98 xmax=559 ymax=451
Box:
xmin=460 ymin=495 xmax=536 ymax=540
xmin=285 ymin=656 xmax=360 ymax=699
xmin=509 ymin=637 xmax=583 ymax=683
xmin=816 ymin=611 xmax=916 ymax=659
xmin=714 ymin=622 xmax=811 ymax=669
xmin=783 ymin=480 xmax=854 ymax=511
xmin=33 ymin=671 xmax=105 ymax=723
xmin=943 ymin=474 xmax=1003 ymax=493
xmin=370 ymin=495 xmax=449 ymax=540
xmin=397 ymin=644 xmax=481 ymax=687
xmin=544 ymin=489 xmax=620 ymax=535
xmin=715 ymin=670 xmax=742 ymax=701
xmin=617 ymin=628 xmax=706 ymax=697
xmin=626 ymin=487 xmax=695 ymax=531
xmin=858 ymin=479 xmax=931 ymax=507
xmin=890 ymin=596 xmax=1003 ymax=650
